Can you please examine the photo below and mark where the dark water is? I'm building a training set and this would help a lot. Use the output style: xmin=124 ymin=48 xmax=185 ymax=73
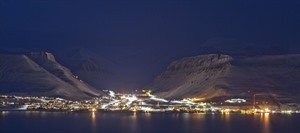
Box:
xmin=0 ymin=111 xmax=299 ymax=133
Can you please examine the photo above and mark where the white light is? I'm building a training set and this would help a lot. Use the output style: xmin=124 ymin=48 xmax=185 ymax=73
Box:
xmin=101 ymin=99 xmax=120 ymax=109
xmin=225 ymin=98 xmax=246 ymax=103
xmin=109 ymin=91 xmax=115 ymax=97
xmin=264 ymin=108 xmax=270 ymax=113
xmin=126 ymin=96 xmax=138 ymax=105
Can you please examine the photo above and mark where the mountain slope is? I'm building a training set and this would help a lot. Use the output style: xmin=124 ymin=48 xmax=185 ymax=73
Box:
xmin=0 ymin=52 xmax=102 ymax=100
xmin=57 ymin=48 xmax=122 ymax=90
xmin=150 ymin=54 xmax=300 ymax=102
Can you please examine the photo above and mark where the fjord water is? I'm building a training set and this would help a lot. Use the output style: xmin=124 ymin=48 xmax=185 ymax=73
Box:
xmin=0 ymin=111 xmax=299 ymax=133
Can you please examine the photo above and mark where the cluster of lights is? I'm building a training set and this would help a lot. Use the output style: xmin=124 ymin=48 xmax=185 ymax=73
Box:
xmin=225 ymin=98 xmax=246 ymax=103
xmin=96 ymin=90 xmax=213 ymax=113
xmin=1 ymin=93 xmax=300 ymax=114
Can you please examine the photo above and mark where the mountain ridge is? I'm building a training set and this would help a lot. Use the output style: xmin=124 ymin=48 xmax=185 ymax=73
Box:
xmin=0 ymin=52 xmax=102 ymax=100
xmin=150 ymin=54 xmax=300 ymax=102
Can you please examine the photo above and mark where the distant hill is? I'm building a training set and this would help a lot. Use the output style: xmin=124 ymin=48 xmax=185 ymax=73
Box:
xmin=150 ymin=54 xmax=300 ymax=102
xmin=56 ymin=48 xmax=123 ymax=90
xmin=0 ymin=52 xmax=103 ymax=100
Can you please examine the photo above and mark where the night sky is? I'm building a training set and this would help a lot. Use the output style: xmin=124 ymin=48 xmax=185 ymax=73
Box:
xmin=1 ymin=0 xmax=300 ymax=88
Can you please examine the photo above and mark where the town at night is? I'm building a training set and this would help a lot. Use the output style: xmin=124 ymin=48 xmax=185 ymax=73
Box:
xmin=1 ymin=0 xmax=300 ymax=133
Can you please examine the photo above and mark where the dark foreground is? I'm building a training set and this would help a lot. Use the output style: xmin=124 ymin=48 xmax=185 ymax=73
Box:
xmin=0 ymin=111 xmax=299 ymax=133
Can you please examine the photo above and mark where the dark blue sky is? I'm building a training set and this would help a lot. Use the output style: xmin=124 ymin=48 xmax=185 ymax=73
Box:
xmin=1 ymin=0 xmax=300 ymax=88
xmin=1 ymin=0 xmax=300 ymax=52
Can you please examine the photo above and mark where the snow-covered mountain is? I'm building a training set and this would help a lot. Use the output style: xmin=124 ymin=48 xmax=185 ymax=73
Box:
xmin=0 ymin=52 xmax=102 ymax=100
xmin=150 ymin=54 xmax=300 ymax=102
xmin=56 ymin=48 xmax=122 ymax=90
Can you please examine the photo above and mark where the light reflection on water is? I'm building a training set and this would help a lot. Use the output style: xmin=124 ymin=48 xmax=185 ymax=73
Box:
xmin=91 ymin=112 xmax=96 ymax=120
xmin=1 ymin=111 xmax=9 ymax=116
xmin=145 ymin=112 xmax=151 ymax=120
xmin=221 ymin=112 xmax=231 ymax=132
xmin=192 ymin=113 xmax=205 ymax=120
xmin=91 ymin=112 xmax=96 ymax=124
xmin=1 ymin=111 xmax=299 ymax=133
xmin=131 ymin=112 xmax=138 ymax=132
xmin=90 ymin=112 xmax=97 ymax=133
xmin=262 ymin=113 xmax=270 ymax=133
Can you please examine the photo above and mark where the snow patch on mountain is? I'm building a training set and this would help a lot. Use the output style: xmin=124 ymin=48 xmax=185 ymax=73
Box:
xmin=150 ymin=54 xmax=300 ymax=102
xmin=0 ymin=52 xmax=102 ymax=100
